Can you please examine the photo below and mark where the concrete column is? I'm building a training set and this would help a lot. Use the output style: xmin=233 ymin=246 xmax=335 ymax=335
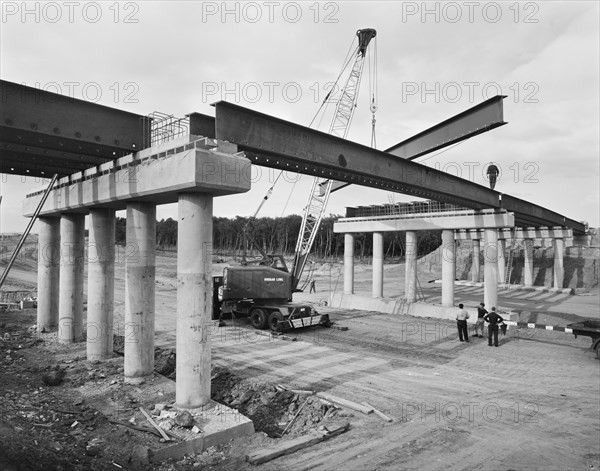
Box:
xmin=58 ymin=213 xmax=85 ymax=343
xmin=87 ymin=209 xmax=115 ymax=361
xmin=471 ymin=239 xmax=480 ymax=282
xmin=497 ymin=238 xmax=506 ymax=284
xmin=441 ymin=230 xmax=455 ymax=307
xmin=405 ymin=231 xmax=417 ymax=302
xmin=483 ymin=229 xmax=499 ymax=309
xmin=37 ymin=217 xmax=60 ymax=332
xmin=524 ymin=239 xmax=534 ymax=287
xmin=372 ymin=232 xmax=384 ymax=298
xmin=176 ymin=193 xmax=213 ymax=408
xmin=343 ymin=234 xmax=355 ymax=294
xmin=553 ymin=238 xmax=564 ymax=289
xmin=124 ymin=202 xmax=156 ymax=383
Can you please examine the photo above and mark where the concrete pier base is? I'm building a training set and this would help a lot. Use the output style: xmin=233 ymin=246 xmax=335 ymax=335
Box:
xmin=471 ymin=239 xmax=480 ymax=282
xmin=483 ymin=229 xmax=499 ymax=309
xmin=372 ymin=232 xmax=383 ymax=298
xmin=405 ymin=231 xmax=417 ymax=302
xmin=553 ymin=238 xmax=564 ymax=288
xmin=124 ymin=202 xmax=156 ymax=383
xmin=37 ymin=217 xmax=60 ymax=332
xmin=176 ymin=193 xmax=213 ymax=408
xmin=441 ymin=230 xmax=455 ymax=307
xmin=343 ymin=234 xmax=354 ymax=294
xmin=524 ymin=239 xmax=534 ymax=287
xmin=87 ymin=209 xmax=116 ymax=361
xmin=58 ymin=213 xmax=85 ymax=343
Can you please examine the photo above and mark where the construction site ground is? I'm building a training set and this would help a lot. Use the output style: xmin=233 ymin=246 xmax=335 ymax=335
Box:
xmin=1 ymin=236 xmax=599 ymax=470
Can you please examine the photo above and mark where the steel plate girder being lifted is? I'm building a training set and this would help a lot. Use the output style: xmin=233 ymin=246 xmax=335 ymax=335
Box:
xmin=214 ymin=101 xmax=500 ymax=210
xmin=385 ymin=95 xmax=507 ymax=160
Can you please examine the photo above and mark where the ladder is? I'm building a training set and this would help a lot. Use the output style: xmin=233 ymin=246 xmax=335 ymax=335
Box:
xmin=505 ymin=246 xmax=515 ymax=285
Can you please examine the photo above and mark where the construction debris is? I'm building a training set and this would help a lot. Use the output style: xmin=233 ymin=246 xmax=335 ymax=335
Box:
xmin=139 ymin=407 xmax=171 ymax=441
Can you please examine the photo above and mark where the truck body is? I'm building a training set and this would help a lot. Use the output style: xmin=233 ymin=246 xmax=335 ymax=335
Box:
xmin=212 ymin=265 xmax=329 ymax=331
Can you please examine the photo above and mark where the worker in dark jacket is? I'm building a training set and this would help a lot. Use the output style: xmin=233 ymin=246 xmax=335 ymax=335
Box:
xmin=483 ymin=307 xmax=504 ymax=347
xmin=486 ymin=164 xmax=500 ymax=190
xmin=476 ymin=302 xmax=487 ymax=338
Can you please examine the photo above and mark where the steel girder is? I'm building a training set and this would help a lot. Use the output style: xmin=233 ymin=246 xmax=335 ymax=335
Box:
xmin=0 ymin=80 xmax=150 ymax=178
xmin=214 ymin=101 xmax=500 ymax=210
xmin=385 ymin=95 xmax=507 ymax=159
xmin=214 ymin=101 xmax=585 ymax=235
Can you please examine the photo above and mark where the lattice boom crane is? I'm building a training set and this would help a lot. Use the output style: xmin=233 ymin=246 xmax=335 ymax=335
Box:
xmin=290 ymin=28 xmax=377 ymax=291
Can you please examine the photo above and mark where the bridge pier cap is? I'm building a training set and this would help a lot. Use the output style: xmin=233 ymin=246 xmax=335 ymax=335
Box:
xmin=23 ymin=137 xmax=251 ymax=217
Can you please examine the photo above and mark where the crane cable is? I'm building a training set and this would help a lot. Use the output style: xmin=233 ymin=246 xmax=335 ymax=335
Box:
xmin=252 ymin=35 xmax=360 ymax=223
xmin=369 ymin=36 xmax=378 ymax=149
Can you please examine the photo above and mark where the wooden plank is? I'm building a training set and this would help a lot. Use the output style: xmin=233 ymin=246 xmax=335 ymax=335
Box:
xmin=139 ymin=407 xmax=171 ymax=441
xmin=289 ymin=389 xmax=314 ymax=395
xmin=247 ymin=422 xmax=349 ymax=465
xmin=316 ymin=392 xmax=374 ymax=415
xmin=362 ymin=402 xmax=393 ymax=423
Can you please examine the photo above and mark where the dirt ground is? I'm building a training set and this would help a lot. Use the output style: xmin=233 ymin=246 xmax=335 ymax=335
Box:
xmin=1 ymin=235 xmax=599 ymax=470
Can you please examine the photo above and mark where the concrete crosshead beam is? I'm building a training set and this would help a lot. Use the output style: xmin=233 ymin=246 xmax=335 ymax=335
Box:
xmin=334 ymin=211 xmax=514 ymax=233
xmin=454 ymin=227 xmax=573 ymax=240
xmin=23 ymin=139 xmax=251 ymax=217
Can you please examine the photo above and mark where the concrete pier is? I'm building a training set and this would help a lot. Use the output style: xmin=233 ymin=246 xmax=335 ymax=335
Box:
xmin=524 ymin=239 xmax=534 ymax=287
xmin=58 ymin=213 xmax=85 ymax=343
xmin=471 ymin=239 xmax=480 ymax=282
xmin=441 ymin=229 xmax=455 ymax=306
xmin=37 ymin=217 xmax=60 ymax=331
xmin=497 ymin=238 xmax=506 ymax=284
xmin=372 ymin=232 xmax=383 ymax=298
xmin=344 ymin=234 xmax=354 ymax=294
xmin=553 ymin=237 xmax=564 ymax=288
xmin=176 ymin=193 xmax=214 ymax=408
xmin=124 ymin=202 xmax=156 ymax=383
xmin=87 ymin=209 xmax=116 ymax=361
xmin=483 ymin=229 xmax=499 ymax=309
xmin=405 ymin=230 xmax=417 ymax=302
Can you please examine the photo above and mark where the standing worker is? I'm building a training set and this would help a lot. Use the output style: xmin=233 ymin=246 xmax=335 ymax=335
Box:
xmin=475 ymin=302 xmax=487 ymax=338
xmin=486 ymin=164 xmax=500 ymax=190
xmin=456 ymin=303 xmax=470 ymax=342
xmin=483 ymin=307 xmax=504 ymax=347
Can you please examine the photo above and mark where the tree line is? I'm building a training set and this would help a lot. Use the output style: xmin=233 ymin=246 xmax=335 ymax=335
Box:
xmin=114 ymin=216 xmax=442 ymax=260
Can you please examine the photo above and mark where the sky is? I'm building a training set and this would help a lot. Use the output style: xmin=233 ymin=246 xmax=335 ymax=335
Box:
xmin=1 ymin=0 xmax=599 ymax=233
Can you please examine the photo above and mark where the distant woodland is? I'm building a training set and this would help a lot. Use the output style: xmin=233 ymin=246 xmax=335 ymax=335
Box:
xmin=114 ymin=216 xmax=442 ymax=260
